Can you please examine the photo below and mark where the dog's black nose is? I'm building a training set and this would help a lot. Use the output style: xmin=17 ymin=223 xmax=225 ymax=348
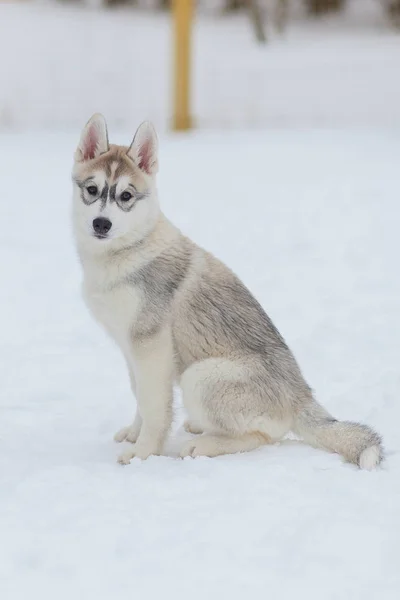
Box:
xmin=93 ymin=217 xmax=112 ymax=236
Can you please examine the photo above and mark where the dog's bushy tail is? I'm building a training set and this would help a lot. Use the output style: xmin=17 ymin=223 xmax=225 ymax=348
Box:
xmin=293 ymin=399 xmax=383 ymax=470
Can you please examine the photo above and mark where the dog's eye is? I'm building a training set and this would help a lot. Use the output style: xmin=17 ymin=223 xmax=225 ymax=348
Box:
xmin=87 ymin=185 xmax=98 ymax=196
xmin=120 ymin=191 xmax=132 ymax=202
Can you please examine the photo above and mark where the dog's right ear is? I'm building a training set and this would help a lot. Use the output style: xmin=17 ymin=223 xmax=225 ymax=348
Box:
xmin=75 ymin=114 xmax=109 ymax=162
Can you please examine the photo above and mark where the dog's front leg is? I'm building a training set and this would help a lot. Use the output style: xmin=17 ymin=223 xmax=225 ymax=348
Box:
xmin=114 ymin=364 xmax=143 ymax=443
xmin=118 ymin=326 xmax=174 ymax=464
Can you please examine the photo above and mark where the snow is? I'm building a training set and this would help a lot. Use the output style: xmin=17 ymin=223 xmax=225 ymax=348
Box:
xmin=1 ymin=127 xmax=400 ymax=598
xmin=1 ymin=0 xmax=400 ymax=597
xmin=1 ymin=1 xmax=400 ymax=129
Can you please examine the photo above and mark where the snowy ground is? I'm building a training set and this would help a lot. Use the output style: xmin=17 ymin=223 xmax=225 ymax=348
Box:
xmin=1 ymin=0 xmax=400 ymax=595
xmin=1 ymin=1 xmax=400 ymax=130
xmin=1 ymin=127 xmax=400 ymax=598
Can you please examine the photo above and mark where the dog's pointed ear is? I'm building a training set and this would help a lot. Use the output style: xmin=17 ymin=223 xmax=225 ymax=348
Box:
xmin=75 ymin=113 xmax=109 ymax=162
xmin=127 ymin=121 xmax=158 ymax=176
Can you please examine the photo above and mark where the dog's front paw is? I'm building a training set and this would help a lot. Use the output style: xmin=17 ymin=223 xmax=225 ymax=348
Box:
xmin=114 ymin=425 xmax=140 ymax=444
xmin=114 ymin=427 xmax=130 ymax=443
xmin=117 ymin=443 xmax=158 ymax=465
xmin=117 ymin=447 xmax=136 ymax=465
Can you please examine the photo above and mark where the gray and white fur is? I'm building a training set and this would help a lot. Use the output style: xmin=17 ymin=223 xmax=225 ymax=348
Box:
xmin=72 ymin=114 xmax=383 ymax=470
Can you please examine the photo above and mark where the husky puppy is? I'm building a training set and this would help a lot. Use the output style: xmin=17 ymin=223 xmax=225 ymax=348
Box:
xmin=72 ymin=114 xmax=383 ymax=469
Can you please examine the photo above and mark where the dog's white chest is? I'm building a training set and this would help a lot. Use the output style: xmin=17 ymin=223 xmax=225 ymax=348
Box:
xmin=83 ymin=279 xmax=141 ymax=347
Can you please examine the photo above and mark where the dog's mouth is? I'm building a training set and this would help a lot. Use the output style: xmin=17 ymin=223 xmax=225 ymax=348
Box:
xmin=93 ymin=233 xmax=109 ymax=240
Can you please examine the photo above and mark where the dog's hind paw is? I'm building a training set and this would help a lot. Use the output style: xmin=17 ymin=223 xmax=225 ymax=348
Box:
xmin=183 ymin=420 xmax=204 ymax=435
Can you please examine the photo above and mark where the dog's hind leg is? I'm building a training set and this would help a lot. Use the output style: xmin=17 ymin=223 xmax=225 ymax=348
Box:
xmin=180 ymin=358 xmax=286 ymax=458
xmin=183 ymin=420 xmax=204 ymax=435
xmin=180 ymin=431 xmax=267 ymax=458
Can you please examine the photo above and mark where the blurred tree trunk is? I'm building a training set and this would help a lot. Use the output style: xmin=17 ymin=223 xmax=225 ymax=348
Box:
xmin=305 ymin=0 xmax=345 ymax=14
xmin=385 ymin=1 xmax=400 ymax=27
xmin=249 ymin=0 xmax=267 ymax=43
xmin=275 ymin=0 xmax=288 ymax=32
xmin=223 ymin=0 xmax=267 ymax=43
xmin=225 ymin=0 xmax=246 ymax=10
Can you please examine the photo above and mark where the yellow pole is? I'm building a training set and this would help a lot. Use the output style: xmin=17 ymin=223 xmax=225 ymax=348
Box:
xmin=172 ymin=0 xmax=193 ymax=131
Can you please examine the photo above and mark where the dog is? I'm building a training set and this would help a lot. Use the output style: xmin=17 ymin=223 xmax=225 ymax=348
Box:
xmin=72 ymin=114 xmax=383 ymax=469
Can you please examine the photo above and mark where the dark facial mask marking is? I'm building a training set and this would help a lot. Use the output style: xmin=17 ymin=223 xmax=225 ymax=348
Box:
xmin=109 ymin=184 xmax=117 ymax=203
xmin=100 ymin=182 xmax=109 ymax=209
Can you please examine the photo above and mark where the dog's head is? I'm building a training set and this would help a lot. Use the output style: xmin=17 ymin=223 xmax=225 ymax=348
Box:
xmin=72 ymin=114 xmax=159 ymax=250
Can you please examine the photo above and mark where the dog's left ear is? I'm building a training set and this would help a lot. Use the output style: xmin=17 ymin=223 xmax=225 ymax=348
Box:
xmin=127 ymin=121 xmax=158 ymax=176
xmin=75 ymin=113 xmax=109 ymax=162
